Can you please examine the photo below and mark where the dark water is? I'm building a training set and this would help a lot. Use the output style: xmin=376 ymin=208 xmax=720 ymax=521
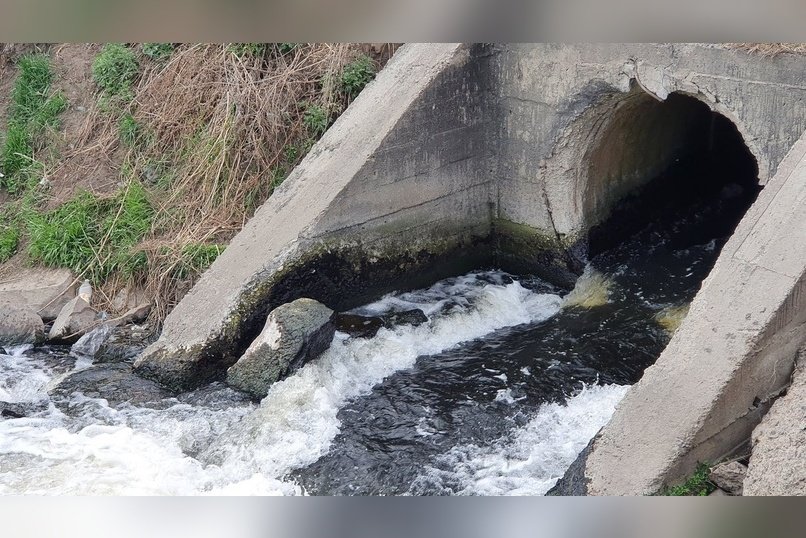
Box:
xmin=292 ymin=176 xmax=759 ymax=495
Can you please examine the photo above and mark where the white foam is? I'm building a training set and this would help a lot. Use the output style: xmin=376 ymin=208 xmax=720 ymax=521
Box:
xmin=1 ymin=272 xmax=563 ymax=495
xmin=410 ymin=383 xmax=630 ymax=495
xmin=204 ymin=274 xmax=563 ymax=486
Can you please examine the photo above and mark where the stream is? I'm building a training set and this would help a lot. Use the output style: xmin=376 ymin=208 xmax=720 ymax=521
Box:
xmin=0 ymin=173 xmax=757 ymax=495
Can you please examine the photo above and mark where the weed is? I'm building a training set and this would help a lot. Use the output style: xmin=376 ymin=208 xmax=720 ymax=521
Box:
xmin=228 ymin=43 xmax=267 ymax=59
xmin=302 ymin=103 xmax=329 ymax=137
xmin=92 ymin=44 xmax=139 ymax=101
xmin=142 ymin=43 xmax=175 ymax=62
xmin=340 ymin=54 xmax=376 ymax=98
xmin=661 ymin=463 xmax=716 ymax=496
xmin=1 ymin=54 xmax=65 ymax=193
xmin=174 ymin=243 xmax=225 ymax=279
xmin=118 ymin=113 xmax=139 ymax=146
xmin=276 ymin=43 xmax=298 ymax=55
xmin=0 ymin=222 xmax=19 ymax=263
xmin=27 ymin=182 xmax=153 ymax=283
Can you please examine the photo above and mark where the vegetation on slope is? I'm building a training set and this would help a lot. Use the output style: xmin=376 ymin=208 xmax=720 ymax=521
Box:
xmin=0 ymin=43 xmax=393 ymax=321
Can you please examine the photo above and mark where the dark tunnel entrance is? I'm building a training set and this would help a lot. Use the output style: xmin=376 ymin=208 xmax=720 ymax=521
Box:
xmin=584 ymin=90 xmax=761 ymax=258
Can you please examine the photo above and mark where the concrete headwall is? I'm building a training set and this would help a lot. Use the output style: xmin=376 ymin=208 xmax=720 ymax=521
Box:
xmin=136 ymin=43 xmax=806 ymax=400
xmin=552 ymin=129 xmax=806 ymax=495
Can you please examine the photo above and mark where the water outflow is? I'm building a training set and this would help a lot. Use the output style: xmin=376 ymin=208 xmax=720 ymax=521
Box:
xmin=0 ymin=173 xmax=756 ymax=495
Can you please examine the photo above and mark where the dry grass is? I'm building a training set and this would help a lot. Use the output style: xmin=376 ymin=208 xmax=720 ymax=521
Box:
xmin=42 ymin=43 xmax=394 ymax=321
xmin=726 ymin=43 xmax=806 ymax=56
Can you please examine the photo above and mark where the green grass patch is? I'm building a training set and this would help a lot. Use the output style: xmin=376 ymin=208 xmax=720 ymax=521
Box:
xmin=27 ymin=182 xmax=154 ymax=282
xmin=340 ymin=54 xmax=376 ymax=98
xmin=174 ymin=243 xmax=225 ymax=279
xmin=118 ymin=113 xmax=139 ymax=146
xmin=661 ymin=463 xmax=716 ymax=496
xmin=142 ymin=43 xmax=175 ymax=62
xmin=228 ymin=43 xmax=267 ymax=59
xmin=0 ymin=222 xmax=20 ymax=263
xmin=1 ymin=54 xmax=66 ymax=194
xmin=92 ymin=44 xmax=139 ymax=102
xmin=302 ymin=103 xmax=329 ymax=137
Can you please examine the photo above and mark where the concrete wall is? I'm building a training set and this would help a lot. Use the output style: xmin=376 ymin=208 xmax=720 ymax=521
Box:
xmin=137 ymin=43 xmax=806 ymax=402
xmin=135 ymin=43 xmax=499 ymax=389
xmin=552 ymin=129 xmax=806 ymax=495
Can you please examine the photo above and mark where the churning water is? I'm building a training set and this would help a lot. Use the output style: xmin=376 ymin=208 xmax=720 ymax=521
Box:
xmin=0 ymin=175 xmax=757 ymax=495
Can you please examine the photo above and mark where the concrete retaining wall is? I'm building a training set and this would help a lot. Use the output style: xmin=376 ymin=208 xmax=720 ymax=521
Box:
xmin=136 ymin=43 xmax=806 ymax=403
xmin=552 ymin=129 xmax=806 ymax=495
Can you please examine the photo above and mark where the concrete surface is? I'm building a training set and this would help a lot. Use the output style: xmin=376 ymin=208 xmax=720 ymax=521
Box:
xmin=137 ymin=43 xmax=806 ymax=394
xmin=743 ymin=352 xmax=806 ymax=496
xmin=565 ymin=127 xmax=806 ymax=495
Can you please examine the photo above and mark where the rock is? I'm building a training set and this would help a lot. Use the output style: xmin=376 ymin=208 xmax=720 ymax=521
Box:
xmin=744 ymin=354 xmax=806 ymax=496
xmin=48 ymin=363 xmax=172 ymax=413
xmin=708 ymin=461 xmax=747 ymax=495
xmin=48 ymin=296 xmax=98 ymax=343
xmin=709 ymin=488 xmax=728 ymax=496
xmin=111 ymin=286 xmax=149 ymax=314
xmin=0 ymin=346 xmax=6 ymax=355
xmin=121 ymin=302 xmax=151 ymax=324
xmin=1 ymin=400 xmax=49 ymax=419
xmin=0 ymin=268 xmax=77 ymax=321
xmin=333 ymin=313 xmax=385 ymax=338
xmin=333 ymin=309 xmax=428 ymax=339
xmin=96 ymin=324 xmax=154 ymax=364
xmin=0 ymin=304 xmax=45 ymax=346
xmin=70 ymin=323 xmax=115 ymax=359
xmin=226 ymin=298 xmax=335 ymax=399
xmin=383 ymin=309 xmax=428 ymax=328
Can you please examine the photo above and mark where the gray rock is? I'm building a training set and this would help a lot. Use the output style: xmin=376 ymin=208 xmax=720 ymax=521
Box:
xmin=1 ymin=400 xmax=50 ymax=419
xmin=709 ymin=461 xmax=747 ymax=495
xmin=95 ymin=324 xmax=155 ymax=364
xmin=70 ymin=323 xmax=115 ymax=359
xmin=744 ymin=354 xmax=806 ymax=496
xmin=48 ymin=363 xmax=172 ymax=414
xmin=226 ymin=298 xmax=335 ymax=399
xmin=0 ymin=268 xmax=77 ymax=321
xmin=709 ymin=488 xmax=729 ymax=496
xmin=48 ymin=296 xmax=98 ymax=343
xmin=333 ymin=309 xmax=428 ymax=339
xmin=0 ymin=303 xmax=45 ymax=346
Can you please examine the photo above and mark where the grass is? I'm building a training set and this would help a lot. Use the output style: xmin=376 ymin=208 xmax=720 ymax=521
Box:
xmin=118 ymin=113 xmax=139 ymax=146
xmin=0 ymin=222 xmax=20 ymax=263
xmin=92 ymin=44 xmax=138 ymax=102
xmin=661 ymin=463 xmax=716 ymax=496
xmin=27 ymin=181 xmax=154 ymax=283
xmin=1 ymin=54 xmax=66 ymax=193
xmin=303 ymin=103 xmax=329 ymax=136
xmin=340 ymin=54 xmax=376 ymax=98
xmin=3 ymin=43 xmax=398 ymax=319
xmin=142 ymin=43 xmax=175 ymax=62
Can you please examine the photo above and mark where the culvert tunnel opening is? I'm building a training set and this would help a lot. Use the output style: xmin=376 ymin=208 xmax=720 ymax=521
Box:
xmin=584 ymin=90 xmax=761 ymax=259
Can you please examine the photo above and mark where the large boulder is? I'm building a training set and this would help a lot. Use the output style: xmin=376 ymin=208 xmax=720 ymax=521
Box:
xmin=226 ymin=298 xmax=335 ymax=399
xmin=0 ymin=303 xmax=45 ymax=346
xmin=96 ymin=324 xmax=154 ymax=364
xmin=0 ymin=268 xmax=77 ymax=321
xmin=48 ymin=363 xmax=172 ymax=414
xmin=48 ymin=296 xmax=98 ymax=343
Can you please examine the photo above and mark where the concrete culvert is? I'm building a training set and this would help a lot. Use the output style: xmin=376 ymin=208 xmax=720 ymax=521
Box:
xmin=581 ymin=88 xmax=760 ymax=257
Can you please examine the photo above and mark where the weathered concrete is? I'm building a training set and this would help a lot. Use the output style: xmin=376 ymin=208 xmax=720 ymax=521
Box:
xmin=137 ymin=43 xmax=806 ymax=392
xmin=569 ymin=127 xmax=806 ymax=495
xmin=743 ymin=351 xmax=806 ymax=496
xmin=0 ymin=268 xmax=76 ymax=321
